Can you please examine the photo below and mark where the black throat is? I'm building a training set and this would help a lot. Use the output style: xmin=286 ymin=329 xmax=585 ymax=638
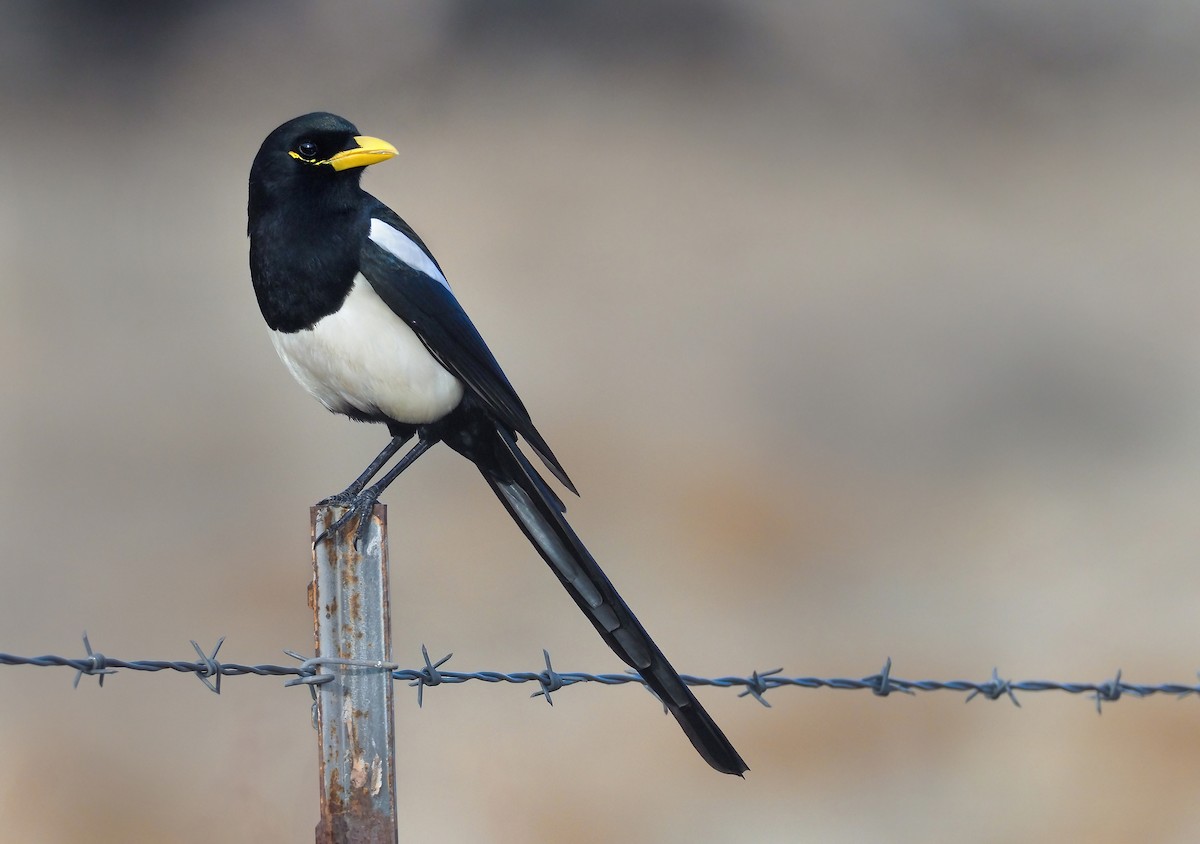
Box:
xmin=248 ymin=176 xmax=367 ymax=333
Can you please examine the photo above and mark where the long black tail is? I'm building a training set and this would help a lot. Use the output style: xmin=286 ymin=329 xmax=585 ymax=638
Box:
xmin=469 ymin=424 xmax=748 ymax=776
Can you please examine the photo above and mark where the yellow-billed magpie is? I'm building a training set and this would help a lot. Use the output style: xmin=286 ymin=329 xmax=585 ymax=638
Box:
xmin=248 ymin=112 xmax=747 ymax=776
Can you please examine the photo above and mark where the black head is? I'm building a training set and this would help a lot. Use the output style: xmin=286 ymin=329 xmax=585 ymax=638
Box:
xmin=248 ymin=112 xmax=396 ymax=226
xmin=248 ymin=113 xmax=398 ymax=331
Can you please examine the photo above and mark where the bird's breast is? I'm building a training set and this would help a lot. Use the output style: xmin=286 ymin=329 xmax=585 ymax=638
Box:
xmin=270 ymin=274 xmax=465 ymax=425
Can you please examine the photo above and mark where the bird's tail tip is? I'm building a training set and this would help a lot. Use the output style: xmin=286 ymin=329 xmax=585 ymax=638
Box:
xmin=674 ymin=703 xmax=749 ymax=776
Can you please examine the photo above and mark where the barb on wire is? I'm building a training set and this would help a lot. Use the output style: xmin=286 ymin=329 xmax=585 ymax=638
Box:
xmin=964 ymin=668 xmax=1021 ymax=706
xmin=738 ymin=668 xmax=783 ymax=707
xmin=532 ymin=649 xmax=563 ymax=705
xmin=190 ymin=637 xmax=225 ymax=694
xmin=4 ymin=637 xmax=1200 ymax=715
xmin=408 ymin=645 xmax=454 ymax=707
xmin=72 ymin=631 xmax=116 ymax=688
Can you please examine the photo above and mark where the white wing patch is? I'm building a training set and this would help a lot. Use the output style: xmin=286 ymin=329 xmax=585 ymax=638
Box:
xmin=271 ymin=274 xmax=464 ymax=424
xmin=369 ymin=218 xmax=451 ymax=290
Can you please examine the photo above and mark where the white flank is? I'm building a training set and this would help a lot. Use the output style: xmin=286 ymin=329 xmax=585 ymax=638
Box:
xmin=368 ymin=218 xmax=451 ymax=290
xmin=271 ymin=274 xmax=465 ymax=424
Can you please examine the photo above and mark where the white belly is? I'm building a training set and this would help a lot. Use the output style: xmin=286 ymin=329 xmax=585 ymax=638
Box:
xmin=271 ymin=274 xmax=465 ymax=424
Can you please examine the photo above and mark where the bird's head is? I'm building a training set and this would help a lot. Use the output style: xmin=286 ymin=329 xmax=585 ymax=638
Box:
xmin=248 ymin=112 xmax=397 ymax=219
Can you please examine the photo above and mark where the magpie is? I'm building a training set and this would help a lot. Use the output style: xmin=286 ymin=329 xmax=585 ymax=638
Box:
xmin=248 ymin=112 xmax=747 ymax=776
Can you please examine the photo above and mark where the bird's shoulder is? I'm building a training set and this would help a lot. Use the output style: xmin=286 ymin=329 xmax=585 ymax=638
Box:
xmin=360 ymin=196 xmax=449 ymax=286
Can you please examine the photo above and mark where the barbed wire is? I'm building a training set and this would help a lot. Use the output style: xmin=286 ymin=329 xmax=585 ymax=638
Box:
xmin=3 ymin=633 xmax=1199 ymax=713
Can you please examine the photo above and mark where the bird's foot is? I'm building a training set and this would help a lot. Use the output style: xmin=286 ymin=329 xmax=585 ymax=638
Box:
xmin=316 ymin=488 xmax=362 ymax=508
xmin=313 ymin=490 xmax=380 ymax=551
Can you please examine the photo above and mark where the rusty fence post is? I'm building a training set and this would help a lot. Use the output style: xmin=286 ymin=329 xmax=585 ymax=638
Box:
xmin=310 ymin=504 xmax=398 ymax=844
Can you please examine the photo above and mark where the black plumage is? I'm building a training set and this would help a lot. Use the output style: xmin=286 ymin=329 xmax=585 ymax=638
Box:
xmin=248 ymin=112 xmax=747 ymax=776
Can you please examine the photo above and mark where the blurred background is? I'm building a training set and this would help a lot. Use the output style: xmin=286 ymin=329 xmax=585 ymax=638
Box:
xmin=3 ymin=1 xmax=1200 ymax=841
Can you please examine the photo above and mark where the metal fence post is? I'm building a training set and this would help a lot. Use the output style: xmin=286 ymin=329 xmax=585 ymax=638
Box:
xmin=310 ymin=504 xmax=398 ymax=844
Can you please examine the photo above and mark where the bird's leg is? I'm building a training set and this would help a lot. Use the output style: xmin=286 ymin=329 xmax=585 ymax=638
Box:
xmin=318 ymin=434 xmax=412 ymax=506
xmin=315 ymin=432 xmax=441 ymax=549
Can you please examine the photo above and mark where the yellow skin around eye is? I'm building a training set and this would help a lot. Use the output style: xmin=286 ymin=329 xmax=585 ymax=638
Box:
xmin=287 ymin=135 xmax=398 ymax=171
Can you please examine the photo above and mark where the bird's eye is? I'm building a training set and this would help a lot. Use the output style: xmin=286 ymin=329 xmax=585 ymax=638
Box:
xmin=296 ymin=140 xmax=319 ymax=160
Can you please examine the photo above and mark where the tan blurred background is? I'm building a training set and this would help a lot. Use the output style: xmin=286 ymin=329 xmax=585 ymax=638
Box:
xmin=3 ymin=1 xmax=1200 ymax=841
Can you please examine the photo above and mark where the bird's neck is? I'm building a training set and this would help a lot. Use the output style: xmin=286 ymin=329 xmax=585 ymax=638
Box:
xmin=249 ymin=197 xmax=367 ymax=333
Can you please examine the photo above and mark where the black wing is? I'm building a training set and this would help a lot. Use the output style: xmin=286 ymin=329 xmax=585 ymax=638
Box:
xmin=359 ymin=202 xmax=577 ymax=495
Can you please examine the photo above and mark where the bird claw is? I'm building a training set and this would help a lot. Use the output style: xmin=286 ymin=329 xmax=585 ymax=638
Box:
xmin=313 ymin=494 xmax=379 ymax=550
xmin=316 ymin=488 xmax=362 ymax=508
